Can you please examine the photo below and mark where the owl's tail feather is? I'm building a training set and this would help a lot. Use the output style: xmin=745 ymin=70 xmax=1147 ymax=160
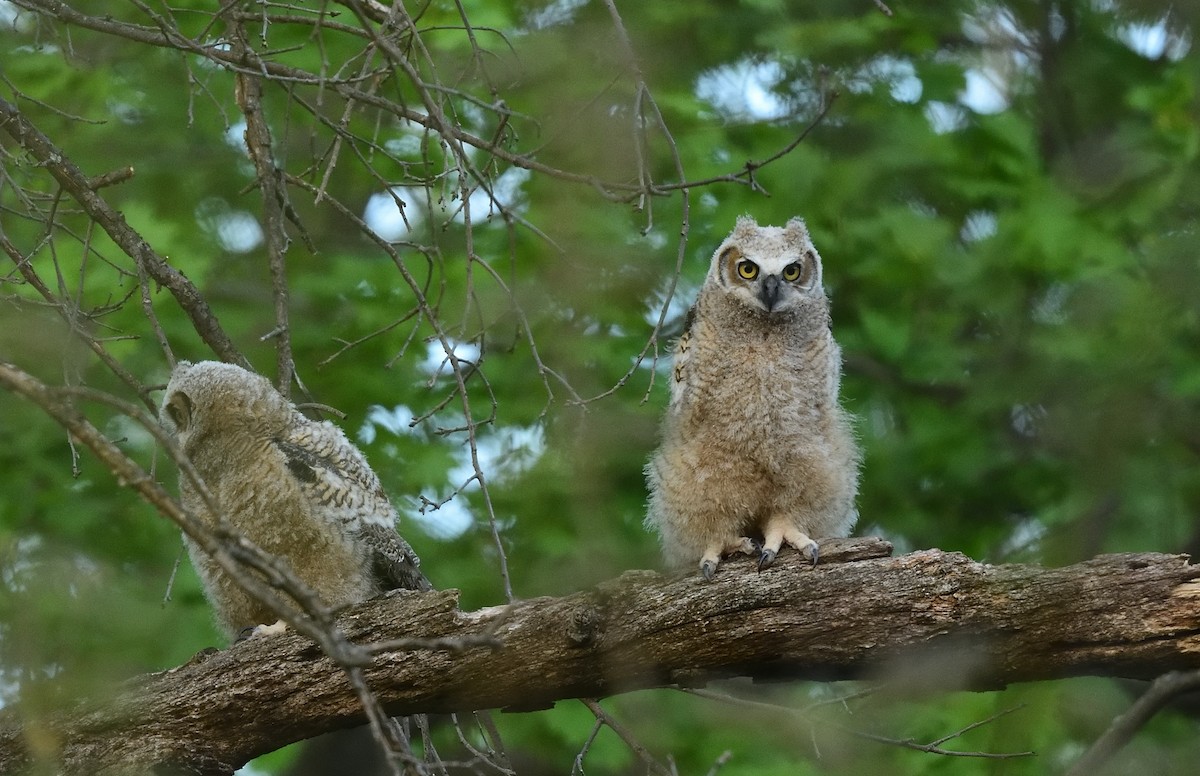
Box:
xmin=362 ymin=522 xmax=435 ymax=592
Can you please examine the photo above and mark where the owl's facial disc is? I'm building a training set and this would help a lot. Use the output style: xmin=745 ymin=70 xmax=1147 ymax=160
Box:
xmin=719 ymin=241 xmax=820 ymax=315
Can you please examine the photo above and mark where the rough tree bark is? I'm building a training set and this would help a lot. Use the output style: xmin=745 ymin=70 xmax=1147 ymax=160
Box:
xmin=2 ymin=538 xmax=1199 ymax=775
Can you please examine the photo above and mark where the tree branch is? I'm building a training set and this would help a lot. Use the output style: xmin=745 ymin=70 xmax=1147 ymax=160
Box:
xmin=3 ymin=539 xmax=1199 ymax=775
xmin=1066 ymin=668 xmax=1200 ymax=776
xmin=7 ymin=0 xmax=824 ymax=202
xmin=230 ymin=20 xmax=297 ymax=395
xmin=0 ymin=96 xmax=246 ymax=367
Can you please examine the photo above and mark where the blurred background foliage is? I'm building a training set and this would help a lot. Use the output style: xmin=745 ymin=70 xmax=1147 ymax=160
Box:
xmin=2 ymin=0 xmax=1200 ymax=773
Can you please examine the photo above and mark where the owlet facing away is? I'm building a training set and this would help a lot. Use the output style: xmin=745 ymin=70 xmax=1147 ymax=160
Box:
xmin=160 ymin=360 xmax=431 ymax=640
xmin=646 ymin=216 xmax=860 ymax=580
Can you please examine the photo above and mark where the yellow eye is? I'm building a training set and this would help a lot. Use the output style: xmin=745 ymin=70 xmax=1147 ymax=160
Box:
xmin=782 ymin=262 xmax=803 ymax=282
xmin=737 ymin=261 xmax=759 ymax=280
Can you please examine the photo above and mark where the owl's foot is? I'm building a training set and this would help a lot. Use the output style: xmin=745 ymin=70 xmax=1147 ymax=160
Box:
xmin=699 ymin=536 xmax=762 ymax=580
xmin=757 ymin=522 xmax=818 ymax=571
xmin=235 ymin=619 xmax=289 ymax=642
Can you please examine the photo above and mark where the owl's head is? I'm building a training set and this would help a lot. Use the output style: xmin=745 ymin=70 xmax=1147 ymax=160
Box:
xmin=160 ymin=361 xmax=291 ymax=451
xmin=706 ymin=216 xmax=824 ymax=316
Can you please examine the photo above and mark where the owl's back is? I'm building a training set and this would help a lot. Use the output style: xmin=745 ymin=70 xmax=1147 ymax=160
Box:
xmin=161 ymin=360 xmax=429 ymax=638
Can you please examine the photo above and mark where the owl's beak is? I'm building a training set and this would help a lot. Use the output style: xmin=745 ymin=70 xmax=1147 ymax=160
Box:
xmin=759 ymin=275 xmax=781 ymax=311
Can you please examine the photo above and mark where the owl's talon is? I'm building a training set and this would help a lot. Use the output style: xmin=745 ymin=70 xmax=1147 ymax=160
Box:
xmin=757 ymin=548 xmax=777 ymax=571
xmin=235 ymin=619 xmax=288 ymax=642
xmin=700 ymin=559 xmax=718 ymax=581
xmin=808 ymin=542 xmax=820 ymax=567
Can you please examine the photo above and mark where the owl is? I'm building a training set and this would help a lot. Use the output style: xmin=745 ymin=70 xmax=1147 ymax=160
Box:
xmin=160 ymin=360 xmax=431 ymax=640
xmin=645 ymin=216 xmax=860 ymax=580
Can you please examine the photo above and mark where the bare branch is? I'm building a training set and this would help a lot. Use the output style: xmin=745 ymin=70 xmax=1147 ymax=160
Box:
xmin=0 ymin=96 xmax=247 ymax=366
xmin=683 ymin=689 xmax=1033 ymax=759
xmin=1067 ymin=669 xmax=1200 ymax=776
xmin=7 ymin=0 xmax=825 ymax=200
xmin=3 ymin=542 xmax=1200 ymax=774
xmin=581 ymin=699 xmax=674 ymax=776
xmin=0 ymin=233 xmax=158 ymax=410
xmin=230 ymin=19 xmax=297 ymax=395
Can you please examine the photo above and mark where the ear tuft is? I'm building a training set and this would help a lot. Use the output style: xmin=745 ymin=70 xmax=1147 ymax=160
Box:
xmin=784 ymin=217 xmax=810 ymax=243
xmin=732 ymin=215 xmax=759 ymax=237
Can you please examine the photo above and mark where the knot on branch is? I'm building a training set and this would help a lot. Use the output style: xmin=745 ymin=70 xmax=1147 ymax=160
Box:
xmin=567 ymin=605 xmax=605 ymax=647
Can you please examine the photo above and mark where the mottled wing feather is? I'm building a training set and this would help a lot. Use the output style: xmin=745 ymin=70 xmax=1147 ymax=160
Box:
xmin=668 ymin=304 xmax=697 ymax=411
xmin=274 ymin=418 xmax=432 ymax=591
xmin=273 ymin=420 xmax=395 ymax=529
xmin=360 ymin=522 xmax=433 ymax=592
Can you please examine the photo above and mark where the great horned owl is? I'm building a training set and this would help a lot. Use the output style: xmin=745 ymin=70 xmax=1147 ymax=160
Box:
xmin=160 ymin=360 xmax=431 ymax=639
xmin=646 ymin=216 xmax=860 ymax=579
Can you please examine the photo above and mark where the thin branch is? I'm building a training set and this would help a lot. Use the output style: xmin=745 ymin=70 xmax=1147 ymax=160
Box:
xmin=231 ymin=20 xmax=296 ymax=396
xmin=580 ymin=699 xmax=674 ymax=776
xmin=0 ymin=233 xmax=158 ymax=411
xmin=8 ymin=0 xmax=831 ymax=201
xmin=281 ymin=170 xmax=517 ymax=601
xmin=573 ymin=0 xmax=693 ymax=406
xmin=449 ymin=711 xmax=515 ymax=776
xmin=1067 ymin=669 xmax=1200 ymax=776
xmin=684 ymin=688 xmax=1035 ymax=759
xmin=570 ymin=719 xmax=605 ymax=776
xmin=135 ymin=252 xmax=176 ymax=369
xmin=0 ymin=96 xmax=247 ymax=366
xmin=702 ymin=750 xmax=734 ymax=776
xmin=656 ymin=90 xmax=840 ymax=195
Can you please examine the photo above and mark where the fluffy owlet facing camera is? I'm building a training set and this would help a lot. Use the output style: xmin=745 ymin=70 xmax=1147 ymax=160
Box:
xmin=160 ymin=360 xmax=431 ymax=639
xmin=646 ymin=216 xmax=860 ymax=579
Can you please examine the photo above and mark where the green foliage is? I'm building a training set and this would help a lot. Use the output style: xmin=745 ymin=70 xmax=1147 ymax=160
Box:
xmin=3 ymin=0 xmax=1200 ymax=773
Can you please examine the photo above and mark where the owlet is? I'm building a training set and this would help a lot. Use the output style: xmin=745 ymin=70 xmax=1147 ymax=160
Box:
xmin=646 ymin=216 xmax=860 ymax=579
xmin=160 ymin=360 xmax=431 ymax=639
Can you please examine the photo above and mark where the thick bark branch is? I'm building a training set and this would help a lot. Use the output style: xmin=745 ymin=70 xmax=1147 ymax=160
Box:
xmin=2 ymin=539 xmax=1199 ymax=775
